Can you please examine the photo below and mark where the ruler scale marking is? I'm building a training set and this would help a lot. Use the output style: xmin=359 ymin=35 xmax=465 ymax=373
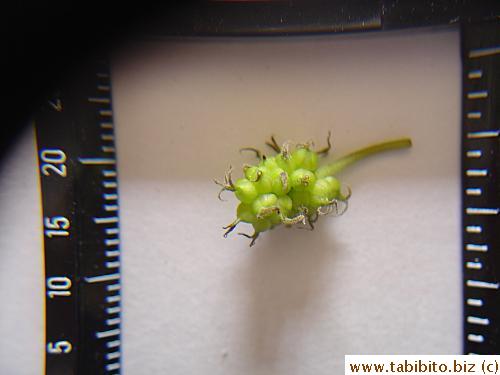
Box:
xmin=467 ymin=90 xmax=488 ymax=99
xmin=469 ymin=45 xmax=500 ymax=58
xmin=36 ymin=59 xmax=122 ymax=374
xmin=462 ymin=22 xmax=500 ymax=355
xmin=467 ymin=130 xmax=499 ymax=139
xmin=467 ymin=299 xmax=483 ymax=307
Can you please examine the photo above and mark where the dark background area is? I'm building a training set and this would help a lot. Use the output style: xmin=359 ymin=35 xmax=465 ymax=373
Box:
xmin=3 ymin=1 xmax=499 ymax=163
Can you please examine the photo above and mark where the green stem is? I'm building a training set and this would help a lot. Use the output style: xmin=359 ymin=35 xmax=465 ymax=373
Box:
xmin=315 ymin=138 xmax=412 ymax=178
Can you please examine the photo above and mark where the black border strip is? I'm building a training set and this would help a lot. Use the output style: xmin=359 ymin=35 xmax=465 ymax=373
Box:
xmin=144 ymin=1 xmax=500 ymax=36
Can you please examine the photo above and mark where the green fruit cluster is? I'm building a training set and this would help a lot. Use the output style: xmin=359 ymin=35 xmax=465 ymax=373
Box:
xmin=235 ymin=147 xmax=346 ymax=230
xmin=216 ymin=135 xmax=349 ymax=246
xmin=216 ymin=135 xmax=412 ymax=246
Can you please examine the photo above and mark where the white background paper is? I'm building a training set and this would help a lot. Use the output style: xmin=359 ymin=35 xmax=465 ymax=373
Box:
xmin=0 ymin=26 xmax=461 ymax=374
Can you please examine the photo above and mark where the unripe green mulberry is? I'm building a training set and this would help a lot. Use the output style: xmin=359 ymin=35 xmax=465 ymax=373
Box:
xmin=277 ymin=195 xmax=293 ymax=216
xmin=233 ymin=178 xmax=258 ymax=204
xmin=291 ymin=147 xmax=318 ymax=171
xmin=290 ymin=168 xmax=316 ymax=191
xmin=243 ymin=165 xmax=261 ymax=182
xmin=252 ymin=219 xmax=272 ymax=234
xmin=275 ymin=153 xmax=296 ymax=175
xmin=310 ymin=177 xmax=340 ymax=209
xmin=251 ymin=168 xmax=273 ymax=195
xmin=216 ymin=133 xmax=411 ymax=246
xmin=237 ymin=203 xmax=256 ymax=223
xmin=252 ymin=193 xmax=278 ymax=218
xmin=289 ymin=189 xmax=310 ymax=211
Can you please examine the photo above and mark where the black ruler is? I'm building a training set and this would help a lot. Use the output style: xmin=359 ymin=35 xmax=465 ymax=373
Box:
xmin=35 ymin=59 xmax=122 ymax=374
xmin=462 ymin=20 xmax=500 ymax=354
